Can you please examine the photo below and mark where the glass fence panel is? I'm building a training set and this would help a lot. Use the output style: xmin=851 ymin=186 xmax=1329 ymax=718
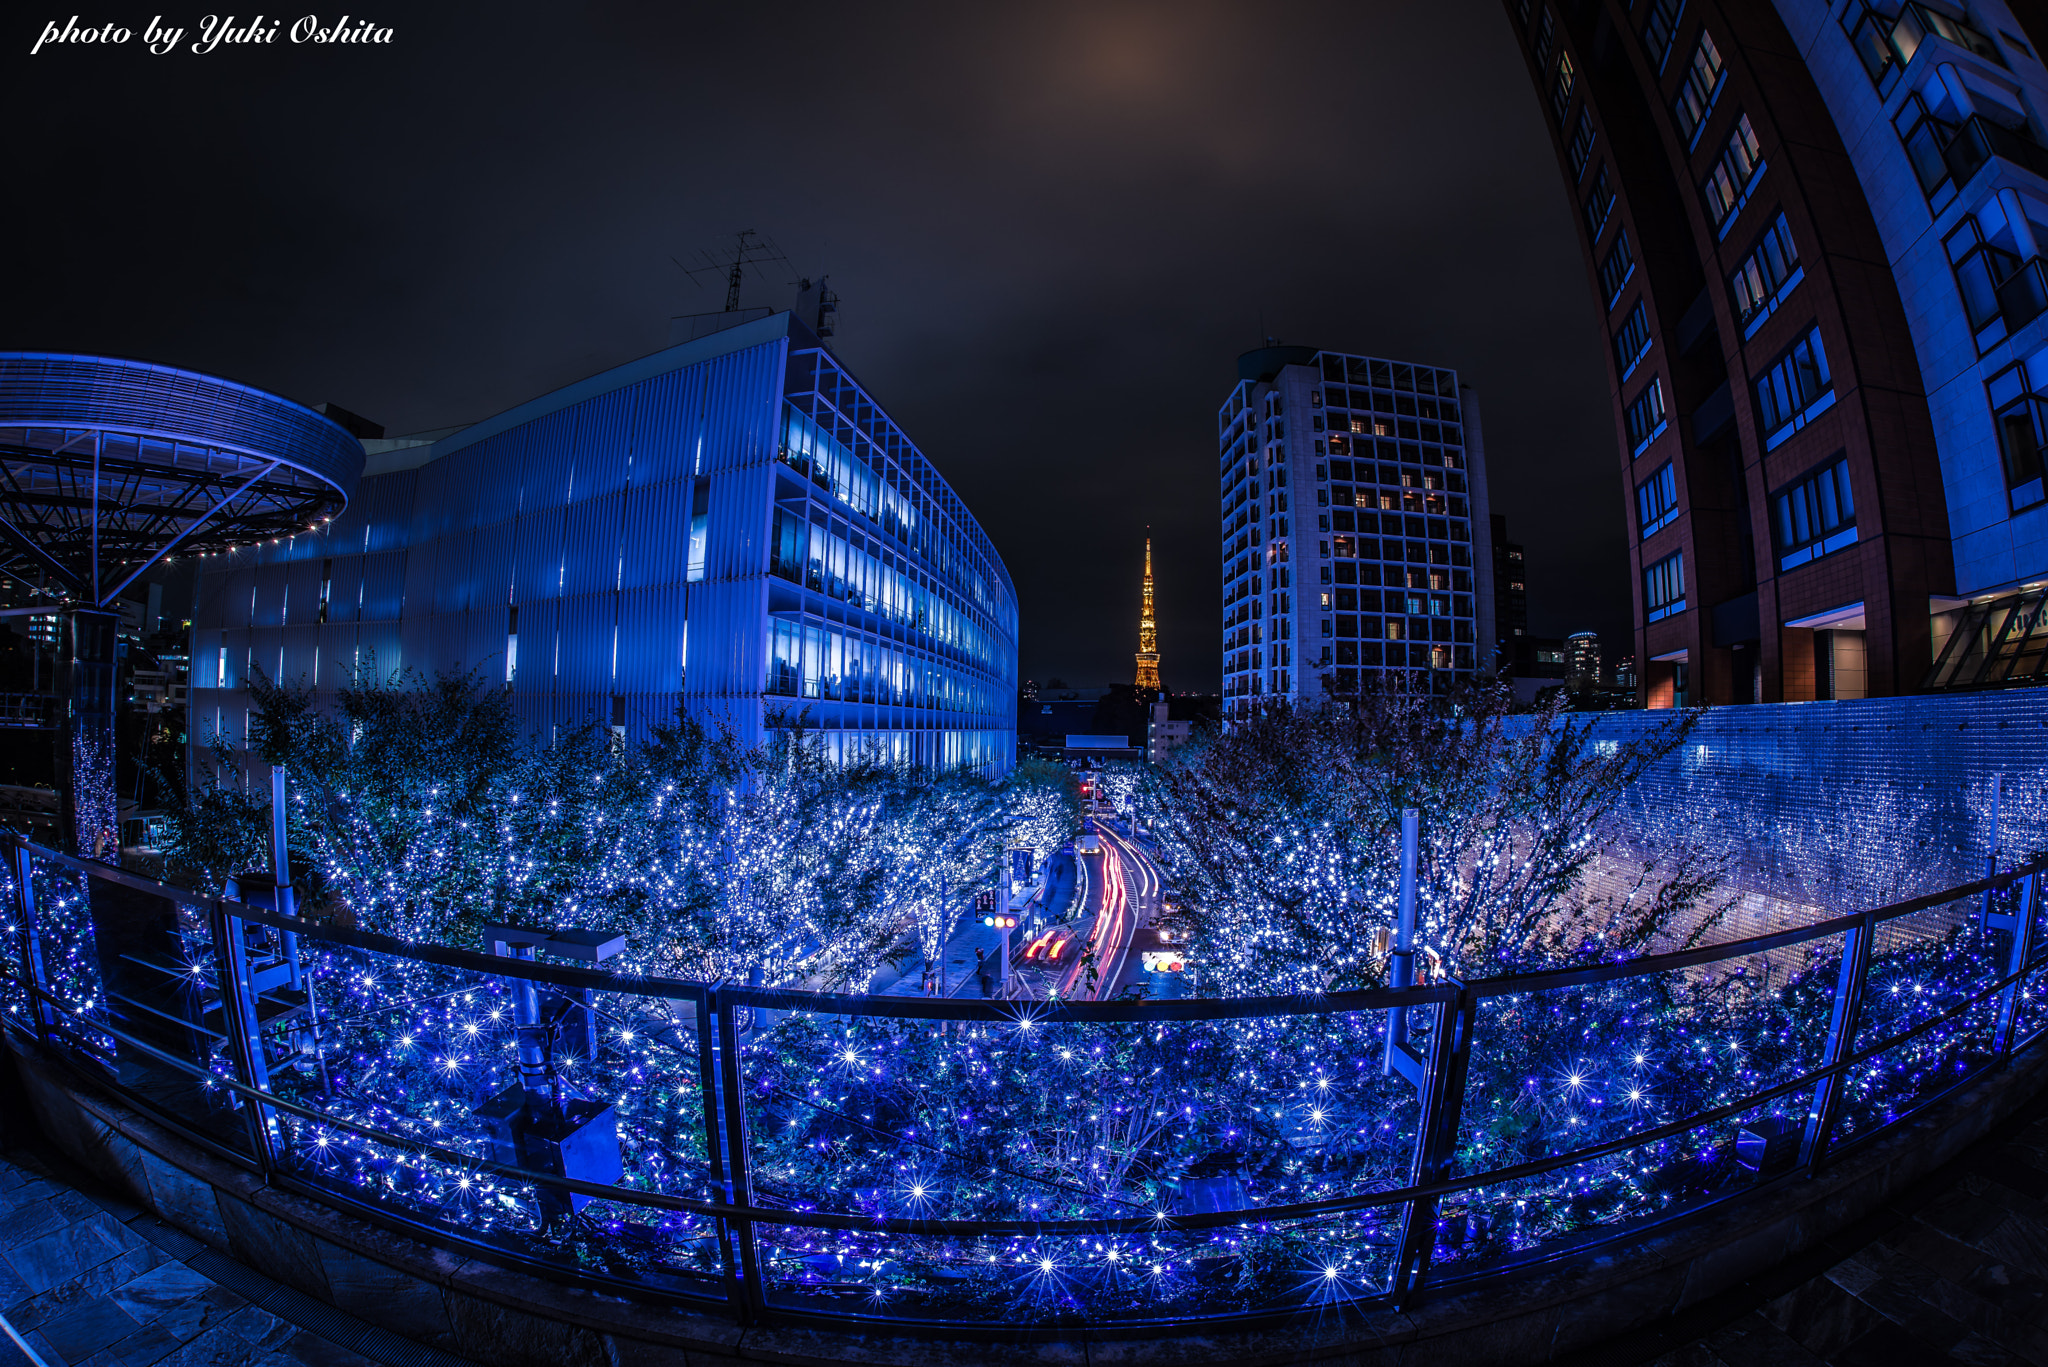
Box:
xmin=737 ymin=1003 xmax=1422 ymax=1231
xmin=0 ymin=858 xmax=29 ymax=1032
xmin=752 ymin=1203 xmax=1405 ymax=1324
xmin=29 ymin=852 xmax=111 ymax=1057
xmin=263 ymin=935 xmax=727 ymax=1300
xmin=1457 ymin=935 xmax=1844 ymax=1175
xmin=87 ymin=879 xmax=253 ymax=1156
xmin=1426 ymin=1093 xmax=1813 ymax=1280
xmin=1835 ymin=894 xmax=2005 ymax=1145
xmin=2011 ymin=876 xmax=2048 ymax=1048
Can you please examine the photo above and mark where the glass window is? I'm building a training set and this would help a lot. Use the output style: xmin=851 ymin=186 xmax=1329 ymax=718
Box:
xmin=1626 ymin=377 xmax=1668 ymax=455
xmin=1990 ymin=360 xmax=2048 ymax=512
xmin=1599 ymin=230 xmax=1637 ymax=307
xmin=1614 ymin=301 xmax=1653 ymax=378
xmin=1773 ymin=454 xmax=1858 ymax=571
xmin=1892 ymin=93 xmax=1959 ymax=210
xmin=1642 ymin=0 xmax=1685 ymax=70
xmin=1637 ymin=461 xmax=1680 ymax=538
xmin=1730 ymin=210 xmax=1801 ymax=335
xmin=1702 ymin=114 xmax=1765 ymax=234
xmin=1645 ymin=550 xmax=1686 ymax=623
xmin=1945 ymin=212 xmax=2031 ymax=352
xmin=1569 ymin=108 xmax=1597 ymax=180
xmin=1755 ymin=325 xmax=1835 ymax=447
xmin=1552 ymin=50 xmax=1577 ymax=122
xmin=1535 ymin=8 xmax=1555 ymax=66
xmin=1841 ymin=1 xmax=1903 ymax=94
xmin=1583 ymin=165 xmax=1616 ymax=239
xmin=1673 ymin=30 xmax=1726 ymax=147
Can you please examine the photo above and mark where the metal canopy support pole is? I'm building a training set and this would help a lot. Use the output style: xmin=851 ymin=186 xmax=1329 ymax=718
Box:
xmin=55 ymin=608 xmax=120 ymax=861
xmin=1800 ymin=911 xmax=1874 ymax=1174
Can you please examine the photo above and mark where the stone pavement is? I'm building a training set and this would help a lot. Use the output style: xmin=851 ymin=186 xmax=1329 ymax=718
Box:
xmin=1566 ymin=1081 xmax=2048 ymax=1367
xmin=0 ymin=1145 xmax=465 ymax=1367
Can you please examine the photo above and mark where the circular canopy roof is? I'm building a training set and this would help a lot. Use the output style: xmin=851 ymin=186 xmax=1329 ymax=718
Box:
xmin=0 ymin=353 xmax=362 ymax=607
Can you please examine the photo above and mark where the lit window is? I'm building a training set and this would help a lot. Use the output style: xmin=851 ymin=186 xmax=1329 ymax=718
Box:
xmin=1569 ymin=109 xmax=1597 ymax=180
xmin=1702 ymin=114 xmax=1765 ymax=236
xmin=1754 ymin=325 xmax=1835 ymax=448
xmin=1773 ymin=453 xmax=1857 ymax=571
xmin=1583 ymin=165 xmax=1616 ymax=239
xmin=1636 ymin=462 xmax=1679 ymax=539
xmin=1599 ymin=230 xmax=1636 ymax=308
xmin=1641 ymin=0 xmax=1683 ymax=69
xmin=1645 ymin=550 xmax=1685 ymax=623
xmin=1730 ymin=211 xmax=1802 ymax=337
xmin=1672 ymin=30 xmax=1725 ymax=148
xmin=1625 ymin=378 xmax=1668 ymax=455
xmin=1613 ymin=301 xmax=1653 ymax=379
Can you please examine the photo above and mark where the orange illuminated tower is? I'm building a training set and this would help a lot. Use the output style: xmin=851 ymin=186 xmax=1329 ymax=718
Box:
xmin=1135 ymin=533 xmax=1161 ymax=693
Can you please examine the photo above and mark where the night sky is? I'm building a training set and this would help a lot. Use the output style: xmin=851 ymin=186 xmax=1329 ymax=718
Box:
xmin=9 ymin=1 xmax=1629 ymax=692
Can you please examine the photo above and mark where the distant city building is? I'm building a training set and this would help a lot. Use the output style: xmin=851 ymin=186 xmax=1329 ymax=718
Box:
xmin=1021 ymin=678 xmax=1038 ymax=703
xmin=1147 ymin=701 xmax=1192 ymax=764
xmin=1491 ymin=514 xmax=1529 ymax=667
xmin=1616 ymin=654 xmax=1638 ymax=690
xmin=1507 ymin=0 xmax=2048 ymax=705
xmin=1504 ymin=635 xmax=1569 ymax=705
xmin=1218 ymin=346 xmax=1496 ymax=715
xmin=1566 ymin=630 xmax=1602 ymax=690
xmin=1135 ymin=535 xmax=1162 ymax=693
xmin=190 ymin=313 xmax=1018 ymax=774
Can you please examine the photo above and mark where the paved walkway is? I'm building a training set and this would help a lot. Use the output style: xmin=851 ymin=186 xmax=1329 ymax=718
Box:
xmin=1567 ymin=1080 xmax=2048 ymax=1367
xmin=0 ymin=1133 xmax=465 ymax=1367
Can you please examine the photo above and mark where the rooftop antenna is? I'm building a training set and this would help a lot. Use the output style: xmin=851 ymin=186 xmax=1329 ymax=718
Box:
xmin=792 ymin=273 xmax=839 ymax=339
xmin=675 ymin=229 xmax=789 ymax=313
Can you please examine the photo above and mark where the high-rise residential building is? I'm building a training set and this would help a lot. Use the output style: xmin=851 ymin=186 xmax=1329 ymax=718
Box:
xmin=1506 ymin=0 xmax=2048 ymax=706
xmin=1218 ymin=345 xmax=1495 ymax=714
xmin=189 ymin=313 xmax=1019 ymax=774
xmin=1566 ymin=630 xmax=1603 ymax=689
xmin=1491 ymin=512 xmax=1530 ymax=662
xmin=1135 ymin=534 xmax=1162 ymax=693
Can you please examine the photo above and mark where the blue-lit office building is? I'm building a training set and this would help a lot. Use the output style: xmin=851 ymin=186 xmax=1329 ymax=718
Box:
xmin=189 ymin=313 xmax=1019 ymax=773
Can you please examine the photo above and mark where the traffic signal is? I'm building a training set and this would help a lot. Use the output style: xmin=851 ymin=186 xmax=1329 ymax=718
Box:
xmin=983 ymin=913 xmax=1018 ymax=928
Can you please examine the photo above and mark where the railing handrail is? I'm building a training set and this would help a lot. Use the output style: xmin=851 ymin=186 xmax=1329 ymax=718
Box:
xmin=11 ymin=831 xmax=2047 ymax=1328
xmin=13 ymin=832 xmax=2034 ymax=1023
xmin=12 ymin=891 xmax=2040 ymax=1240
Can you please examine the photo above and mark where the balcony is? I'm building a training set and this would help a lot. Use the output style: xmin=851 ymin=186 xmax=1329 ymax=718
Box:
xmin=1943 ymin=114 xmax=2048 ymax=194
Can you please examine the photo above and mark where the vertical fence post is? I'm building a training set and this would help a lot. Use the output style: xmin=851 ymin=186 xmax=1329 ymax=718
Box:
xmin=10 ymin=839 xmax=55 ymax=1046
xmin=1385 ymin=808 xmax=1419 ymax=1077
xmin=696 ymin=984 xmax=743 ymax=1315
xmin=712 ymin=987 xmax=765 ymax=1324
xmin=1390 ymin=980 xmax=1477 ymax=1306
xmin=209 ymin=897 xmax=277 ymax=1169
xmin=1801 ymin=912 xmax=1873 ymax=1174
xmin=1996 ymin=870 xmax=2039 ymax=1059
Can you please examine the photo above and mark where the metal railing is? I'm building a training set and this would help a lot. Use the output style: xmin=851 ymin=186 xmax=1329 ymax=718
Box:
xmin=4 ymin=833 xmax=2046 ymax=1334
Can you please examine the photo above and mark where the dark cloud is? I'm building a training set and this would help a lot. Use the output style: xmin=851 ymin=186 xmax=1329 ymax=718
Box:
xmin=7 ymin=0 xmax=1631 ymax=688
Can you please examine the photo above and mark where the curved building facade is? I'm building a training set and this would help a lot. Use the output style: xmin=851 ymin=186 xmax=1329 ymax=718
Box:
xmin=1506 ymin=0 xmax=2048 ymax=705
xmin=189 ymin=314 xmax=1018 ymax=773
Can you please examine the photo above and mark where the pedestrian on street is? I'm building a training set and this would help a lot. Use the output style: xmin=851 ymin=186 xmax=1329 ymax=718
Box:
xmin=976 ymin=947 xmax=994 ymax=998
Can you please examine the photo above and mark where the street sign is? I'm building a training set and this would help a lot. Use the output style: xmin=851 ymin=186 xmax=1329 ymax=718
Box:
xmin=1010 ymin=848 xmax=1033 ymax=882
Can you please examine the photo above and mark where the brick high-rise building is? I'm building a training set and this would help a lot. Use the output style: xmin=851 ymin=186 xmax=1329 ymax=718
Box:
xmin=1507 ymin=0 xmax=2048 ymax=705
